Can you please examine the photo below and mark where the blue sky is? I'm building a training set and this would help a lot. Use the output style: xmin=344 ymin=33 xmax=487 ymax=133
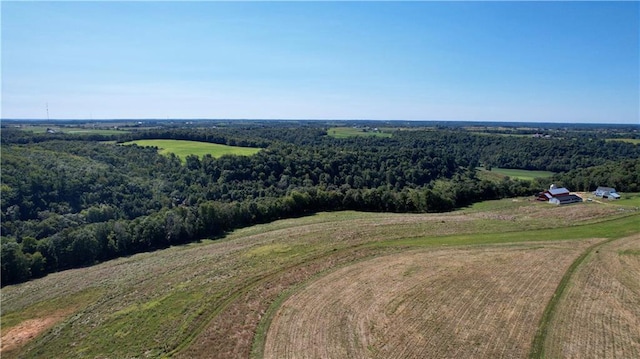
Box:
xmin=2 ymin=1 xmax=638 ymax=123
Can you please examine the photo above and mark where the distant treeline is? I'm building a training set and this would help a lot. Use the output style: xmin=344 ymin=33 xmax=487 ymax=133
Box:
xmin=2 ymin=124 xmax=639 ymax=285
xmin=549 ymin=159 xmax=640 ymax=193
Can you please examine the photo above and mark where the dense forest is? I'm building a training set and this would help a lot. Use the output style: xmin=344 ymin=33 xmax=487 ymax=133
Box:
xmin=2 ymin=121 xmax=639 ymax=285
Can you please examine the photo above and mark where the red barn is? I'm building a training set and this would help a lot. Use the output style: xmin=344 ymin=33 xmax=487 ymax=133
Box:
xmin=537 ymin=187 xmax=570 ymax=201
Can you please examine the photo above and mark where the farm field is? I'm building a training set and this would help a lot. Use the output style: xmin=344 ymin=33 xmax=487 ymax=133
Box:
xmin=262 ymin=242 xmax=594 ymax=359
xmin=327 ymin=127 xmax=392 ymax=138
xmin=123 ymin=139 xmax=261 ymax=160
xmin=488 ymin=167 xmax=555 ymax=181
xmin=17 ymin=125 xmax=126 ymax=135
xmin=469 ymin=131 xmax=531 ymax=138
xmin=616 ymin=192 xmax=640 ymax=207
xmin=542 ymin=233 xmax=640 ymax=358
xmin=1 ymin=199 xmax=639 ymax=358
xmin=64 ymin=129 xmax=125 ymax=135
xmin=606 ymin=138 xmax=640 ymax=145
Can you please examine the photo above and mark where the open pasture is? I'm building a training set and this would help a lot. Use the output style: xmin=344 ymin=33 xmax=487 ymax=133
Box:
xmin=1 ymin=199 xmax=638 ymax=358
xmin=123 ymin=139 xmax=261 ymax=160
xmin=488 ymin=167 xmax=555 ymax=181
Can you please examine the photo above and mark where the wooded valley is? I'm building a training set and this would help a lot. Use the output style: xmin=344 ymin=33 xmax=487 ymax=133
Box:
xmin=2 ymin=120 xmax=639 ymax=285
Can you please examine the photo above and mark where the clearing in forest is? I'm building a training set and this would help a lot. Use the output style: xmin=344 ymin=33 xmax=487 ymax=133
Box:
xmin=486 ymin=167 xmax=555 ymax=181
xmin=123 ymin=139 xmax=261 ymax=160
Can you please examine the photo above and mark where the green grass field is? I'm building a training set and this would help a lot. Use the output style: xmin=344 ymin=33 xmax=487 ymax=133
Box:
xmin=327 ymin=127 xmax=392 ymax=138
xmin=488 ymin=167 xmax=555 ymax=180
xmin=123 ymin=139 xmax=261 ymax=160
xmin=2 ymin=199 xmax=638 ymax=358
xmin=476 ymin=168 xmax=508 ymax=182
xmin=373 ymin=213 xmax=639 ymax=249
xmin=614 ymin=192 xmax=640 ymax=207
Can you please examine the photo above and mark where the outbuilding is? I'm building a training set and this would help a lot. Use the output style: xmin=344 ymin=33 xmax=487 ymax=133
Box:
xmin=537 ymin=186 xmax=570 ymax=201
xmin=594 ymin=186 xmax=620 ymax=199
xmin=537 ymin=184 xmax=583 ymax=205
xmin=549 ymin=194 xmax=583 ymax=205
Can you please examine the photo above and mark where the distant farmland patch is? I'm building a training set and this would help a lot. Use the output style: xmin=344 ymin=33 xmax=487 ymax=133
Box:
xmin=18 ymin=126 xmax=126 ymax=135
xmin=65 ymin=129 xmax=125 ymax=135
xmin=327 ymin=127 xmax=392 ymax=138
xmin=123 ymin=139 xmax=261 ymax=160
xmin=606 ymin=138 xmax=640 ymax=145
xmin=487 ymin=167 xmax=554 ymax=181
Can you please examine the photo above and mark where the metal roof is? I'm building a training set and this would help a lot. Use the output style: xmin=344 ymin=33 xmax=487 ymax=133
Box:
xmin=550 ymin=194 xmax=583 ymax=204
xmin=548 ymin=187 xmax=569 ymax=195
xmin=596 ymin=186 xmax=616 ymax=192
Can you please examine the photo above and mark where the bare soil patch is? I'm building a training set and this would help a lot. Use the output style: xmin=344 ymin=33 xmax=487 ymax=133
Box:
xmin=263 ymin=241 xmax=595 ymax=359
xmin=1 ymin=310 xmax=71 ymax=354
xmin=544 ymin=234 xmax=640 ymax=358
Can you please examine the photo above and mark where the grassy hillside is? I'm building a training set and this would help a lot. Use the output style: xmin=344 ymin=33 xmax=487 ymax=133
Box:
xmin=1 ymin=199 xmax=638 ymax=358
xmin=123 ymin=139 xmax=261 ymax=160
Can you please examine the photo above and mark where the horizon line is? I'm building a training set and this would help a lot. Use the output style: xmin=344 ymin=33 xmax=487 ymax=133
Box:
xmin=2 ymin=118 xmax=638 ymax=126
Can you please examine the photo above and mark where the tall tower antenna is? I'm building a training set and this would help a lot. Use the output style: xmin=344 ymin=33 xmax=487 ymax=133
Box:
xmin=46 ymin=103 xmax=50 ymax=120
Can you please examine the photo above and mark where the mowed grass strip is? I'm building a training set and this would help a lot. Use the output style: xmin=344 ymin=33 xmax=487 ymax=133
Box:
xmin=371 ymin=212 xmax=639 ymax=249
xmin=123 ymin=139 xmax=261 ymax=161
xmin=540 ymin=233 xmax=640 ymax=358
xmin=528 ymin=238 xmax=611 ymax=359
